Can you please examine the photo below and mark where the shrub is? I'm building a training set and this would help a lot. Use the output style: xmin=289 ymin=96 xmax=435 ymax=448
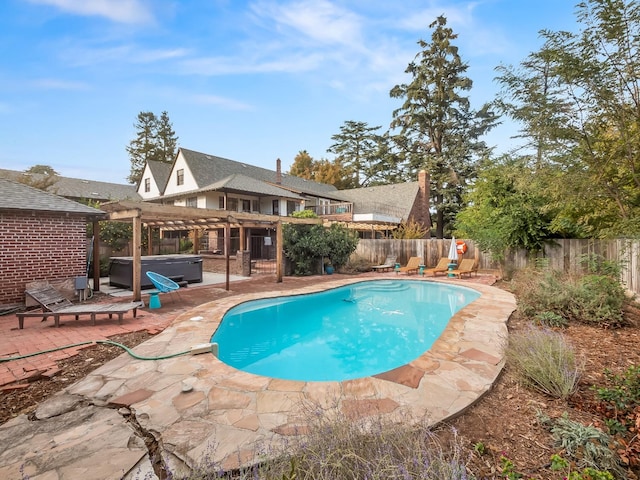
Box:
xmin=569 ymin=274 xmax=625 ymax=326
xmin=504 ymin=326 xmax=583 ymax=399
xmin=535 ymin=311 xmax=568 ymax=328
xmin=593 ymin=365 xmax=640 ymax=434
xmin=173 ymin=407 xmax=474 ymax=479
xmin=267 ymin=407 xmax=473 ymax=480
xmin=539 ymin=413 xmax=624 ymax=477
xmin=179 ymin=238 xmax=194 ymax=253
xmin=512 ymin=266 xmax=626 ymax=327
xmin=391 ymin=218 xmax=429 ymax=239
xmin=340 ymin=255 xmax=373 ymax=273
xmin=283 ymin=222 xmax=358 ymax=276
xmin=513 ymin=268 xmax=572 ymax=319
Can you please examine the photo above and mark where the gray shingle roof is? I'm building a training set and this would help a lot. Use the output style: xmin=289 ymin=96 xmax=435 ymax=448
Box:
xmin=0 ymin=168 xmax=140 ymax=202
xmin=335 ymin=182 xmax=420 ymax=219
xmin=0 ymin=178 xmax=106 ymax=216
xmin=180 ymin=148 xmax=338 ymax=198
xmin=146 ymin=161 xmax=172 ymax=194
xmin=202 ymin=174 xmax=304 ymax=199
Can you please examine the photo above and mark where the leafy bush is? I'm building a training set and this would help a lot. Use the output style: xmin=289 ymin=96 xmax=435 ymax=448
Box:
xmin=569 ymin=275 xmax=626 ymax=326
xmin=539 ymin=413 xmax=624 ymax=477
xmin=593 ymin=365 xmax=640 ymax=434
xmin=513 ymin=268 xmax=572 ymax=319
xmin=512 ymin=265 xmax=626 ymax=327
xmin=283 ymin=222 xmax=358 ymax=276
xmin=535 ymin=311 xmax=568 ymax=328
xmin=505 ymin=326 xmax=583 ymax=399
xmin=179 ymin=238 xmax=193 ymax=253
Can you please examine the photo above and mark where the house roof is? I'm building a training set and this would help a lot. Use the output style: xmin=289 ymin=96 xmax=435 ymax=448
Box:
xmin=201 ymin=174 xmax=304 ymax=199
xmin=179 ymin=148 xmax=338 ymax=198
xmin=145 ymin=161 xmax=172 ymax=194
xmin=335 ymin=182 xmax=421 ymax=220
xmin=0 ymin=177 xmax=106 ymax=218
xmin=0 ymin=168 xmax=140 ymax=202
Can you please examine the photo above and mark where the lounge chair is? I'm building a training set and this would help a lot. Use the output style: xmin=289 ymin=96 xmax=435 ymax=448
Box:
xmin=398 ymin=256 xmax=423 ymax=275
xmin=371 ymin=255 xmax=397 ymax=272
xmin=16 ymin=284 xmax=142 ymax=329
xmin=449 ymin=259 xmax=478 ymax=279
xmin=146 ymin=271 xmax=182 ymax=306
xmin=424 ymin=257 xmax=451 ymax=276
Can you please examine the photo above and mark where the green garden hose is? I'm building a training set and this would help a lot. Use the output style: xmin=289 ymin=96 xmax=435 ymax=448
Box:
xmin=0 ymin=340 xmax=191 ymax=363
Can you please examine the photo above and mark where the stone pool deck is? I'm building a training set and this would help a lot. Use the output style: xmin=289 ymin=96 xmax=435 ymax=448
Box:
xmin=0 ymin=273 xmax=515 ymax=479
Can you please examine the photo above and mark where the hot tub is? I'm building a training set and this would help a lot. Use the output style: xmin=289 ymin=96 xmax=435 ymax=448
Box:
xmin=108 ymin=254 xmax=203 ymax=289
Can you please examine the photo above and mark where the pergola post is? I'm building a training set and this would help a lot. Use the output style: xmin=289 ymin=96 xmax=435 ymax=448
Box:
xmin=225 ymin=222 xmax=231 ymax=291
xmin=192 ymin=227 xmax=200 ymax=254
xmin=276 ymin=220 xmax=283 ymax=283
xmin=147 ymin=225 xmax=153 ymax=255
xmin=239 ymin=226 xmax=246 ymax=252
xmin=92 ymin=221 xmax=101 ymax=292
xmin=132 ymin=215 xmax=142 ymax=302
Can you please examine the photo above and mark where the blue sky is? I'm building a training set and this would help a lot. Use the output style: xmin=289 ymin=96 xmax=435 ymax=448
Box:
xmin=1 ymin=0 xmax=579 ymax=184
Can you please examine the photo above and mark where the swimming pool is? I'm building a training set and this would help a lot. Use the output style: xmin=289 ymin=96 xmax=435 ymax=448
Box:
xmin=211 ymin=280 xmax=480 ymax=381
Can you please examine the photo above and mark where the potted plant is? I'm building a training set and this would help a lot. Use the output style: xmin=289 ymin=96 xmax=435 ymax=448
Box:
xmin=324 ymin=258 xmax=334 ymax=275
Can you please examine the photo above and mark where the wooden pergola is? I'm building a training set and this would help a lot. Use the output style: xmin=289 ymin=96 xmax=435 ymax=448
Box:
xmin=93 ymin=201 xmax=322 ymax=301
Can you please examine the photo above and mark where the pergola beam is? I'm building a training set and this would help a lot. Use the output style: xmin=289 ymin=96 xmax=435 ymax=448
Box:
xmin=99 ymin=200 xmax=324 ymax=298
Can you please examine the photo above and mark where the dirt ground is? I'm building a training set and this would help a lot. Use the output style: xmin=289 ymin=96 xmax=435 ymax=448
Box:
xmin=2 ymin=283 xmax=639 ymax=479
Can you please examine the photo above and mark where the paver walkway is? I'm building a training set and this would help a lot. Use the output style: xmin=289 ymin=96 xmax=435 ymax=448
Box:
xmin=0 ymin=272 xmax=514 ymax=480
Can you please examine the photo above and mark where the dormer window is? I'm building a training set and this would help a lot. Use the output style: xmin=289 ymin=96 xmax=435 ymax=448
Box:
xmin=176 ymin=169 xmax=184 ymax=186
xmin=144 ymin=178 xmax=150 ymax=192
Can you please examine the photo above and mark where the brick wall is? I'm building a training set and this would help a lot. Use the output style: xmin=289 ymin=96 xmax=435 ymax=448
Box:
xmin=0 ymin=211 xmax=87 ymax=305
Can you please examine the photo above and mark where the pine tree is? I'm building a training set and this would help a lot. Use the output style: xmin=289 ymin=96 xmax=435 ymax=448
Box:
xmin=126 ymin=111 xmax=178 ymax=184
xmin=156 ymin=111 xmax=178 ymax=163
xmin=389 ymin=16 xmax=496 ymax=238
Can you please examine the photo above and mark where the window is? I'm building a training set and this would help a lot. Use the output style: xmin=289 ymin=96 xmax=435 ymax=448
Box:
xmin=227 ymin=198 xmax=238 ymax=211
xmin=242 ymin=199 xmax=251 ymax=212
xmin=186 ymin=196 xmax=197 ymax=207
xmin=176 ymin=169 xmax=184 ymax=186
xmin=287 ymin=201 xmax=296 ymax=215
xmin=219 ymin=196 xmax=225 ymax=209
xmin=272 ymin=199 xmax=279 ymax=215
xmin=252 ymin=200 xmax=259 ymax=212
xmin=144 ymin=178 xmax=150 ymax=192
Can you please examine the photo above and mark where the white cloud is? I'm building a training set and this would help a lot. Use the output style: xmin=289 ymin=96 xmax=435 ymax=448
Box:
xmin=25 ymin=0 xmax=154 ymax=24
xmin=60 ymin=44 xmax=188 ymax=67
xmin=30 ymin=78 xmax=90 ymax=90
xmin=251 ymin=0 xmax=364 ymax=47
xmin=180 ymin=53 xmax=323 ymax=76
xmin=395 ymin=2 xmax=509 ymax=57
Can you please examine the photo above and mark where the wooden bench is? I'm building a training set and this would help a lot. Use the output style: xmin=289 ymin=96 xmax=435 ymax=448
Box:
xmin=17 ymin=284 xmax=143 ymax=329
xmin=17 ymin=303 xmax=143 ymax=328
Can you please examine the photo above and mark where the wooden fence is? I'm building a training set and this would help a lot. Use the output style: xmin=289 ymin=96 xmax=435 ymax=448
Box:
xmin=354 ymin=238 xmax=640 ymax=296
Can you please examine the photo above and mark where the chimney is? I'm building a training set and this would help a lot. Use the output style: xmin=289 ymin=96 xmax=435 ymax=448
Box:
xmin=276 ymin=158 xmax=282 ymax=184
xmin=417 ymin=170 xmax=431 ymax=233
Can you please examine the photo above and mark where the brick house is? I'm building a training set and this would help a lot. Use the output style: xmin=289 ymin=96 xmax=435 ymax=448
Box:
xmin=0 ymin=178 xmax=105 ymax=306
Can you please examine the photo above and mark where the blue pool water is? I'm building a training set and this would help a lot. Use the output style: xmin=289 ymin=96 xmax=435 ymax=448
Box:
xmin=211 ymin=280 xmax=480 ymax=382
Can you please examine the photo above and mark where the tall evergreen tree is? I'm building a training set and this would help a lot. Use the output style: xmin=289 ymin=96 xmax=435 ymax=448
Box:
xmin=328 ymin=121 xmax=386 ymax=187
xmin=156 ymin=111 xmax=178 ymax=163
xmin=126 ymin=111 xmax=178 ymax=185
xmin=390 ymin=16 xmax=496 ymax=238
